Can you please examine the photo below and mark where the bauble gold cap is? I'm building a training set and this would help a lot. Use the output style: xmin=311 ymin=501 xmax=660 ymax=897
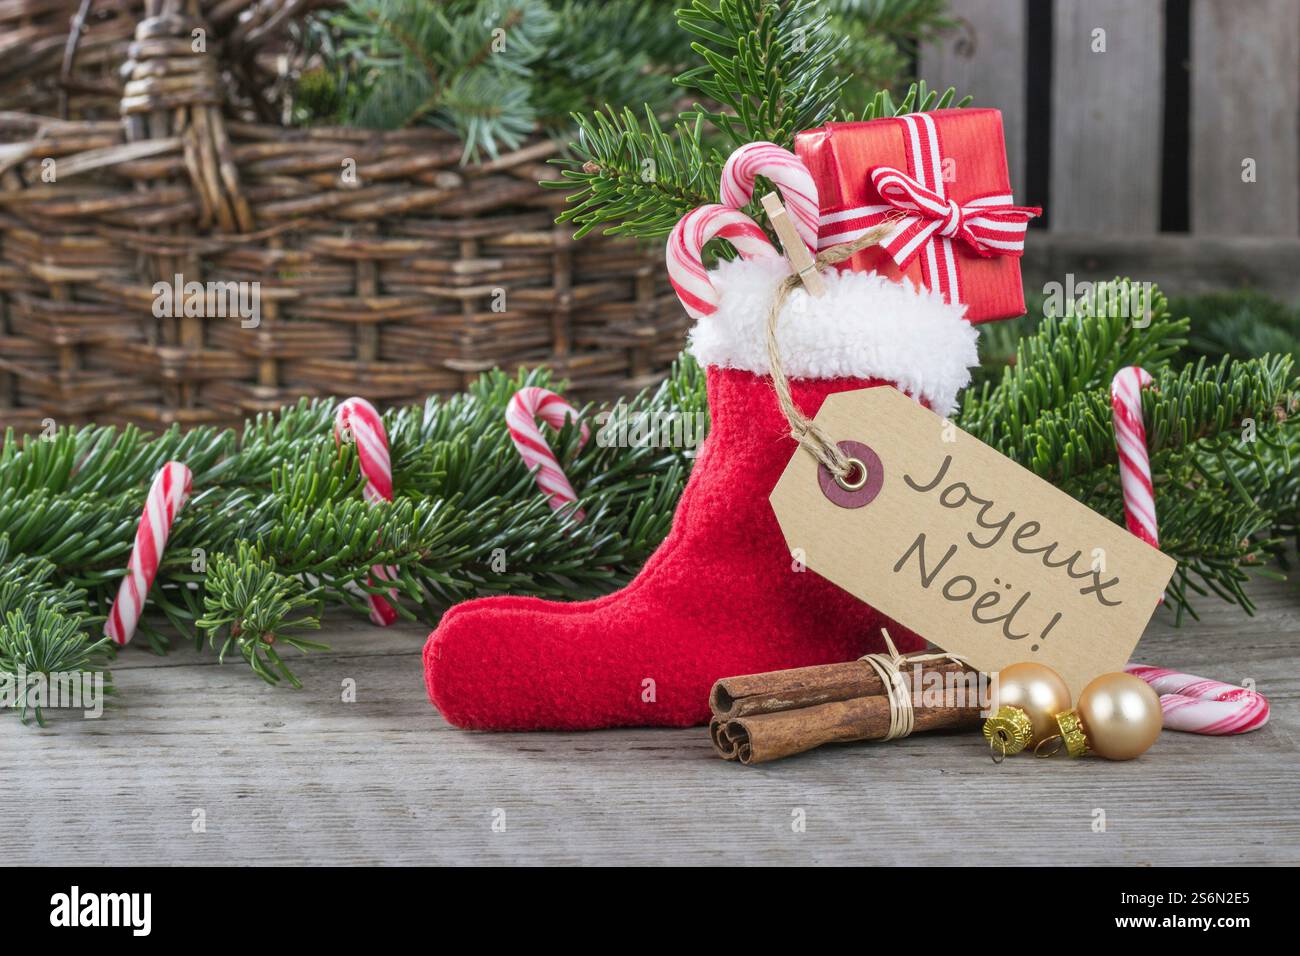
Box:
xmin=983 ymin=706 xmax=1034 ymax=758
xmin=1054 ymin=709 xmax=1089 ymax=758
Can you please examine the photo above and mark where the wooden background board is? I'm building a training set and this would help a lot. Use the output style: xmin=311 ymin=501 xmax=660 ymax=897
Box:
xmin=1050 ymin=0 xmax=1165 ymax=234
xmin=2 ymin=575 xmax=1295 ymax=866
xmin=919 ymin=0 xmax=1300 ymax=243
xmin=920 ymin=0 xmax=1028 ymax=200
xmin=1190 ymin=0 xmax=1300 ymax=236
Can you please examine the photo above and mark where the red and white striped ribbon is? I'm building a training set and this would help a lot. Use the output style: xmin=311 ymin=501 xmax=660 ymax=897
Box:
xmin=334 ymin=397 xmax=399 ymax=626
xmin=1124 ymin=665 xmax=1270 ymax=735
xmin=105 ymin=461 xmax=193 ymax=646
xmin=720 ymin=141 xmax=821 ymax=251
xmin=667 ymin=203 xmax=780 ymax=320
xmin=1111 ymin=367 xmax=1159 ymax=548
xmin=506 ymin=387 xmax=590 ymax=519
xmin=816 ymin=112 xmax=1040 ymax=305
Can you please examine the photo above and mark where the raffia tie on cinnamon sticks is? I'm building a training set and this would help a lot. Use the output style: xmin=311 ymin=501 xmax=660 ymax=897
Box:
xmin=709 ymin=633 xmax=983 ymax=765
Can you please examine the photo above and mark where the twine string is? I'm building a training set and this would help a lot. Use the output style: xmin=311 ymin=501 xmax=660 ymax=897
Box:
xmin=860 ymin=630 xmax=971 ymax=740
xmin=763 ymin=218 xmax=960 ymax=740
xmin=763 ymin=223 xmax=897 ymax=479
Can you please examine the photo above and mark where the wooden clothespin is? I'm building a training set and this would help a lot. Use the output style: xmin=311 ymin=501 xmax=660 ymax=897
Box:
xmin=761 ymin=191 xmax=825 ymax=297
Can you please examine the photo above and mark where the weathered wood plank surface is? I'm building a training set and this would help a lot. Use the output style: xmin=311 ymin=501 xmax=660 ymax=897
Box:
xmin=920 ymin=0 xmax=1028 ymax=199
xmin=1051 ymin=0 xmax=1165 ymax=233
xmin=2 ymin=576 xmax=1296 ymax=866
xmin=1190 ymin=0 xmax=1300 ymax=236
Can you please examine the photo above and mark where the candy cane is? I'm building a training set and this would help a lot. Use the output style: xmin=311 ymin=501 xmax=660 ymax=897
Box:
xmin=667 ymin=204 xmax=780 ymax=320
xmin=335 ymin=397 xmax=398 ymax=626
xmin=1111 ymin=366 xmax=1159 ymax=548
xmin=506 ymin=387 xmax=589 ymax=519
xmin=721 ymin=142 xmax=821 ymax=251
xmin=1111 ymin=370 xmax=1267 ymax=736
xmin=105 ymin=461 xmax=192 ymax=646
xmin=1125 ymin=665 xmax=1270 ymax=735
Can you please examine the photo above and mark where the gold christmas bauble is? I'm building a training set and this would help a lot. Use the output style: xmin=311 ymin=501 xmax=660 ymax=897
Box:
xmin=992 ymin=662 xmax=1072 ymax=745
xmin=1076 ymin=672 xmax=1162 ymax=760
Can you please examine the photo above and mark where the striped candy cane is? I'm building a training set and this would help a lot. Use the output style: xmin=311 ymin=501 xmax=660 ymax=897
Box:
xmin=720 ymin=141 xmax=821 ymax=251
xmin=506 ymin=387 xmax=590 ymax=519
xmin=1111 ymin=369 xmax=1266 ymax=736
xmin=1111 ymin=366 xmax=1159 ymax=547
xmin=667 ymin=204 xmax=780 ymax=320
xmin=1124 ymin=665 xmax=1270 ymax=735
xmin=335 ymin=397 xmax=399 ymax=626
xmin=105 ymin=461 xmax=193 ymax=646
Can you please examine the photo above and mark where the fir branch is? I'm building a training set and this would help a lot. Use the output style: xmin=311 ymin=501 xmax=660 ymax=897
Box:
xmin=0 ymin=537 xmax=111 ymax=726
xmin=439 ymin=69 xmax=537 ymax=161
xmin=676 ymin=0 xmax=850 ymax=146
xmin=547 ymin=106 xmax=717 ymax=239
xmin=831 ymin=0 xmax=956 ymax=40
xmin=0 ymin=486 xmax=140 ymax=579
xmin=0 ymin=607 xmax=112 ymax=726
xmin=325 ymin=0 xmax=558 ymax=158
xmin=959 ymin=278 xmax=1187 ymax=450
xmin=303 ymin=0 xmax=685 ymax=162
xmin=531 ymin=1 xmax=683 ymax=132
xmin=1173 ymin=289 xmax=1300 ymax=369
xmin=196 ymin=542 xmax=325 ymax=688
xmin=996 ymin=354 xmax=1294 ymax=488
xmin=0 ymin=360 xmax=708 ymax=692
xmin=837 ymin=79 xmax=972 ymax=122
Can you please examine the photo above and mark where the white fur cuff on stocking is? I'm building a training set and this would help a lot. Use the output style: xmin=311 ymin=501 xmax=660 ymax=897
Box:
xmin=687 ymin=256 xmax=979 ymax=417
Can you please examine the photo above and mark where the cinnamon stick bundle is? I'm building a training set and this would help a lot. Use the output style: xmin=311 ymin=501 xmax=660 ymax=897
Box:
xmin=709 ymin=658 xmax=984 ymax=764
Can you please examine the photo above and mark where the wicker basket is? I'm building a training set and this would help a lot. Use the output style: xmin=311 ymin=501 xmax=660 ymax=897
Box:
xmin=0 ymin=0 xmax=685 ymax=431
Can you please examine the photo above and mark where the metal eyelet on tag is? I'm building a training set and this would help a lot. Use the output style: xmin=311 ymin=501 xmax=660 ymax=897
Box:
xmin=817 ymin=440 xmax=883 ymax=509
xmin=834 ymin=457 xmax=869 ymax=492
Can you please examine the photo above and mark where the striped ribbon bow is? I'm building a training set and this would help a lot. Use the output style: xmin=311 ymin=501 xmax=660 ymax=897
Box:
xmin=818 ymin=113 xmax=1040 ymax=305
xmin=869 ymin=166 xmax=1041 ymax=268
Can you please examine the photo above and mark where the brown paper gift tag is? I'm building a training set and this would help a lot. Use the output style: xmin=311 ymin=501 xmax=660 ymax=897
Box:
xmin=770 ymin=387 xmax=1176 ymax=697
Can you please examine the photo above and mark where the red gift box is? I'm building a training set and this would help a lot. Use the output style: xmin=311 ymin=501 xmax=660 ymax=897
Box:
xmin=795 ymin=109 xmax=1039 ymax=323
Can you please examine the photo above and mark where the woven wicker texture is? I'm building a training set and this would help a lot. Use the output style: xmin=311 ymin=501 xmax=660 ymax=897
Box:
xmin=0 ymin=0 xmax=684 ymax=430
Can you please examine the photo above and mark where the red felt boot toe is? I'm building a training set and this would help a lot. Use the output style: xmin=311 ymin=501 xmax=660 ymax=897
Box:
xmin=425 ymin=598 xmax=528 ymax=729
xmin=423 ymin=369 xmax=924 ymax=732
xmin=425 ymin=597 xmax=649 ymax=730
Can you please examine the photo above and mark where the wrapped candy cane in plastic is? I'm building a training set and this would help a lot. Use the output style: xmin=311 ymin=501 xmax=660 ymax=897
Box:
xmin=1124 ymin=665 xmax=1270 ymax=735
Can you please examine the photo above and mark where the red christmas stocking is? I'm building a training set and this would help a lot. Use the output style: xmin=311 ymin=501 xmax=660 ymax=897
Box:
xmin=423 ymin=226 xmax=978 ymax=730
